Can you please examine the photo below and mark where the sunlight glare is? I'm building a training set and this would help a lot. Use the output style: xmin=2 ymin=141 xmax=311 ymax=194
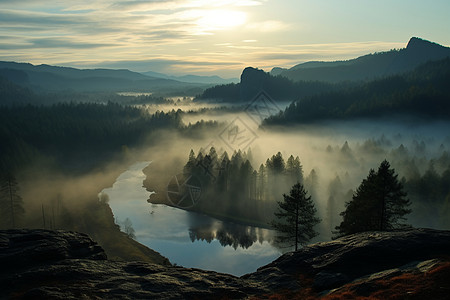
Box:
xmin=197 ymin=9 xmax=246 ymax=31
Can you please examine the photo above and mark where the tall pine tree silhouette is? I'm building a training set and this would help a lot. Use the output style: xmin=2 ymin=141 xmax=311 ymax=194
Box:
xmin=271 ymin=182 xmax=320 ymax=250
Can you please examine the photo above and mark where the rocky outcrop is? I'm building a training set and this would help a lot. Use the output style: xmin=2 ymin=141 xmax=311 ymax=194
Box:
xmin=1 ymin=228 xmax=450 ymax=299
xmin=244 ymin=228 xmax=450 ymax=298
xmin=0 ymin=229 xmax=268 ymax=299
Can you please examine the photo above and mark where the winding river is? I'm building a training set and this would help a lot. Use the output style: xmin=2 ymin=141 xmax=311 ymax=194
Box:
xmin=102 ymin=161 xmax=281 ymax=276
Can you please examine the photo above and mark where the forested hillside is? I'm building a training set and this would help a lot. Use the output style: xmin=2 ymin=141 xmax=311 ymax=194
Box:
xmin=264 ymin=58 xmax=450 ymax=125
xmin=0 ymin=103 xmax=183 ymax=173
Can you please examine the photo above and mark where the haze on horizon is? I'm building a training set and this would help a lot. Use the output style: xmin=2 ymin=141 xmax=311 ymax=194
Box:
xmin=1 ymin=0 xmax=450 ymax=78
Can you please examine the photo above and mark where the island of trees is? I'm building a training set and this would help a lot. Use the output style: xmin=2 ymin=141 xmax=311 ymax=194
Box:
xmin=180 ymin=147 xmax=304 ymax=226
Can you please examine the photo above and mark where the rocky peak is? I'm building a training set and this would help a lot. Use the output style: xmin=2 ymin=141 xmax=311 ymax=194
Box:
xmin=239 ymin=67 xmax=270 ymax=100
xmin=407 ymin=37 xmax=440 ymax=50
xmin=240 ymin=66 xmax=267 ymax=83
xmin=405 ymin=37 xmax=450 ymax=61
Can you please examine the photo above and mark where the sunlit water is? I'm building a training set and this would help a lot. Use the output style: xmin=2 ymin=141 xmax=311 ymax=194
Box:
xmin=102 ymin=161 xmax=281 ymax=276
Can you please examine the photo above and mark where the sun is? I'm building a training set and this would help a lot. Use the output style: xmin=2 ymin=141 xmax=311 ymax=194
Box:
xmin=197 ymin=9 xmax=247 ymax=31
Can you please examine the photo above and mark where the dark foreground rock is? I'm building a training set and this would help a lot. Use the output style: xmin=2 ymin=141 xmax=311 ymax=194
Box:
xmin=1 ymin=228 xmax=450 ymax=299
xmin=0 ymin=229 xmax=268 ymax=299
xmin=244 ymin=228 xmax=450 ymax=299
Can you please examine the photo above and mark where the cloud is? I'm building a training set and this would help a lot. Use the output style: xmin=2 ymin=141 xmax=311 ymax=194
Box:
xmin=30 ymin=38 xmax=115 ymax=49
xmin=73 ymin=0 xmax=264 ymax=13
xmin=0 ymin=38 xmax=113 ymax=50
xmin=0 ymin=9 xmax=87 ymax=26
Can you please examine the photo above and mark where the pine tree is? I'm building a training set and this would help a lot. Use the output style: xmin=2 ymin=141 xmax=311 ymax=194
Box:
xmin=271 ymin=182 xmax=320 ymax=250
xmin=183 ymin=149 xmax=196 ymax=173
xmin=0 ymin=172 xmax=25 ymax=228
xmin=377 ymin=160 xmax=411 ymax=230
xmin=257 ymin=164 xmax=266 ymax=200
xmin=335 ymin=160 xmax=411 ymax=237
xmin=266 ymin=152 xmax=285 ymax=174
xmin=286 ymin=155 xmax=304 ymax=184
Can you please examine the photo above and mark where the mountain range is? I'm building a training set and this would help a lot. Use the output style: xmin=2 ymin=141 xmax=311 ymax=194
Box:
xmin=0 ymin=61 xmax=227 ymax=94
xmin=271 ymin=37 xmax=450 ymax=83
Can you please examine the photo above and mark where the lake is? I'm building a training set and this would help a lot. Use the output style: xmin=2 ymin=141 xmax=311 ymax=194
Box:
xmin=101 ymin=161 xmax=281 ymax=276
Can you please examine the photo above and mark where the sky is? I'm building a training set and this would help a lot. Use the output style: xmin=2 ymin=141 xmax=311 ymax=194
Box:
xmin=1 ymin=0 xmax=450 ymax=78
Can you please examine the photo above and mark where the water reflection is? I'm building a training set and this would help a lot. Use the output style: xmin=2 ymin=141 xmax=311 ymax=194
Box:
xmin=188 ymin=222 xmax=273 ymax=250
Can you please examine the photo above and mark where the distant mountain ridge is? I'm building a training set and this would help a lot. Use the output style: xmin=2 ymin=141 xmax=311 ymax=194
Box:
xmin=272 ymin=37 xmax=450 ymax=83
xmin=141 ymin=70 xmax=238 ymax=85
xmin=0 ymin=61 xmax=208 ymax=93
xmin=0 ymin=61 xmax=149 ymax=81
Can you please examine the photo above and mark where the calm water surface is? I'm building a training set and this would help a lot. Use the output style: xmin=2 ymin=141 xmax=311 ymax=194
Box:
xmin=102 ymin=161 xmax=281 ymax=276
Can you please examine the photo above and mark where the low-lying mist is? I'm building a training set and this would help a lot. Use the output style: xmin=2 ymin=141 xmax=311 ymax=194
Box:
xmin=138 ymin=106 xmax=450 ymax=241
